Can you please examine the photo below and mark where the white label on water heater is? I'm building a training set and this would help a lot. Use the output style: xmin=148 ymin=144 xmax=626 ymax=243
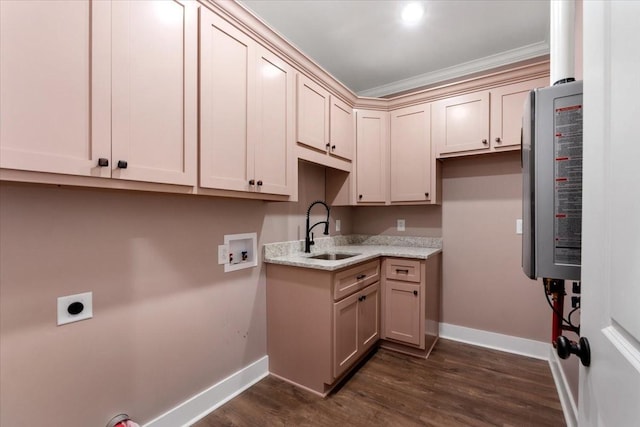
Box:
xmin=553 ymin=101 xmax=583 ymax=266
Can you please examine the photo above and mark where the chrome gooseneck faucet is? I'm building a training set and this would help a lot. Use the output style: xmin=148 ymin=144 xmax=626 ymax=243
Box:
xmin=305 ymin=200 xmax=330 ymax=253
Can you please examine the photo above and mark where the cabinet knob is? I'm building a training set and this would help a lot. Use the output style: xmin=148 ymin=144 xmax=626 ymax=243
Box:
xmin=117 ymin=160 xmax=128 ymax=169
xmin=326 ymin=143 xmax=331 ymax=149
xmin=331 ymin=145 xmax=336 ymax=151
xmin=249 ymin=179 xmax=255 ymax=185
xmin=358 ymin=295 xmax=364 ymax=302
xmin=356 ymin=274 xmax=366 ymax=280
xmin=482 ymin=139 xmax=488 ymax=145
xmin=425 ymin=192 xmax=429 ymax=198
xmin=257 ymin=180 xmax=263 ymax=186
xmin=495 ymin=137 xmax=502 ymax=143
xmin=358 ymin=194 xmax=363 ymax=200
xmin=413 ymin=290 xmax=418 ymax=296
xmin=98 ymin=158 xmax=109 ymax=167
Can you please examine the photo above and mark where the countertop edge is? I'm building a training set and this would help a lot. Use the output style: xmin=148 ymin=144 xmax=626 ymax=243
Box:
xmin=264 ymin=246 xmax=442 ymax=271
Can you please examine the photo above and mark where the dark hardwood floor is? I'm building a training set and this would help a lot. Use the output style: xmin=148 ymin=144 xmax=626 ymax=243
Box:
xmin=194 ymin=339 xmax=565 ymax=427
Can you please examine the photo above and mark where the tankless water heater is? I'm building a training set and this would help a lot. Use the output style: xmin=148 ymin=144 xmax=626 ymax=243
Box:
xmin=522 ymin=80 xmax=583 ymax=281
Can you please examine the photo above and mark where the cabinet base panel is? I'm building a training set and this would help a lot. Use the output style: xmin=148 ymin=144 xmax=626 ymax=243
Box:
xmin=269 ymin=345 xmax=378 ymax=398
xmin=380 ymin=334 xmax=438 ymax=359
xmin=268 ymin=372 xmax=329 ymax=397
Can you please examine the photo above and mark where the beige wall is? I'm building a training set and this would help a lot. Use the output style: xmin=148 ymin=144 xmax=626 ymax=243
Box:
xmin=352 ymin=152 xmax=552 ymax=342
xmin=0 ymin=161 xmax=347 ymax=426
xmin=441 ymin=152 xmax=551 ymax=341
xmin=263 ymin=161 xmax=352 ymax=243
xmin=0 ymin=155 xmax=572 ymax=425
xmin=352 ymin=205 xmax=442 ymax=237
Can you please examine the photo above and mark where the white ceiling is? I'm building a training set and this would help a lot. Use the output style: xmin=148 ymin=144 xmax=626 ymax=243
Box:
xmin=239 ymin=0 xmax=550 ymax=97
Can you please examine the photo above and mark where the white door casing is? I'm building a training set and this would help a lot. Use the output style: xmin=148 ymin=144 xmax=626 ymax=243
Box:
xmin=580 ymin=1 xmax=640 ymax=425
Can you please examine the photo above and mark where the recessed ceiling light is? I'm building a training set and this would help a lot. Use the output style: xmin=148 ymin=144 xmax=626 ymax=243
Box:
xmin=401 ymin=2 xmax=424 ymax=25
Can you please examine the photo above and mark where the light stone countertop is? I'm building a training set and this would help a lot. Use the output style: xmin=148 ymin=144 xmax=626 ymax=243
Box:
xmin=263 ymin=235 xmax=442 ymax=271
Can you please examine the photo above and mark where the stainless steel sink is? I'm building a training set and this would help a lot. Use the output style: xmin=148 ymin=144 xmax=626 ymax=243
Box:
xmin=307 ymin=253 xmax=360 ymax=261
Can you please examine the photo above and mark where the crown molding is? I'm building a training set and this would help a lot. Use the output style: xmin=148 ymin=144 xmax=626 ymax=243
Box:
xmin=354 ymin=59 xmax=550 ymax=111
xmin=206 ymin=1 xmax=549 ymax=111
xmin=204 ymin=0 xmax=359 ymax=105
xmin=358 ymin=41 xmax=550 ymax=98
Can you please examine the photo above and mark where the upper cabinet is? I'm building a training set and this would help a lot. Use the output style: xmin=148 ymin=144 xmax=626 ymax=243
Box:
xmin=1 ymin=0 xmax=106 ymax=177
xmin=329 ymin=96 xmax=354 ymax=161
xmin=0 ymin=0 xmax=198 ymax=185
xmin=432 ymin=91 xmax=490 ymax=157
xmin=199 ymin=8 xmax=294 ymax=197
xmin=489 ymin=77 xmax=548 ymax=150
xmin=1 ymin=0 xmax=549 ymax=201
xmin=349 ymin=103 xmax=439 ymax=206
xmin=253 ymin=46 xmax=295 ymax=195
xmin=297 ymin=75 xmax=330 ymax=152
xmin=355 ymin=110 xmax=389 ymax=204
xmin=110 ymin=0 xmax=198 ymax=185
xmin=390 ymin=103 xmax=432 ymax=203
xmin=297 ymin=74 xmax=354 ymax=168
xmin=433 ymin=77 xmax=548 ymax=158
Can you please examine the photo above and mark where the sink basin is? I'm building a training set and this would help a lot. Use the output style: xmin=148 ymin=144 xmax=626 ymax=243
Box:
xmin=307 ymin=253 xmax=360 ymax=261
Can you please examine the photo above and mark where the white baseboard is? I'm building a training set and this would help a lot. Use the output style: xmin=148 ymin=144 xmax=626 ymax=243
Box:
xmin=439 ymin=323 xmax=551 ymax=360
xmin=143 ymin=356 xmax=269 ymax=427
xmin=548 ymin=348 xmax=578 ymax=427
xmin=140 ymin=330 xmax=573 ymax=427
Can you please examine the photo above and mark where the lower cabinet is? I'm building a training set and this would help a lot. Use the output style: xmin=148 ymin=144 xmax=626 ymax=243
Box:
xmin=266 ymin=260 xmax=380 ymax=395
xmin=333 ymin=282 xmax=380 ymax=378
xmin=381 ymin=255 xmax=441 ymax=358
xmin=383 ymin=280 xmax=422 ymax=346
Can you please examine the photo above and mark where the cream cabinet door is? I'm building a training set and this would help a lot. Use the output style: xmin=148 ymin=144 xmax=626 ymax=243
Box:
xmin=199 ymin=8 xmax=255 ymax=192
xmin=390 ymin=103 xmax=431 ymax=203
xmin=0 ymin=0 xmax=110 ymax=177
xmin=356 ymin=110 xmax=389 ymax=204
xmin=111 ymin=0 xmax=197 ymax=185
xmin=333 ymin=292 xmax=359 ymax=379
xmin=358 ymin=282 xmax=380 ymax=353
xmin=433 ymin=91 xmax=490 ymax=157
xmin=253 ymin=46 xmax=294 ymax=196
xmin=297 ymin=74 xmax=330 ymax=152
xmin=490 ymin=78 xmax=547 ymax=150
xmin=200 ymin=10 xmax=293 ymax=197
xmin=329 ymin=96 xmax=354 ymax=161
xmin=383 ymin=280 xmax=421 ymax=346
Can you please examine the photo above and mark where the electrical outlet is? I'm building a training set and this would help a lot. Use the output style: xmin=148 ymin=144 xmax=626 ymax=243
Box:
xmin=572 ymin=281 xmax=581 ymax=294
xmin=397 ymin=219 xmax=405 ymax=232
xmin=516 ymin=219 xmax=523 ymax=234
xmin=57 ymin=292 xmax=92 ymax=326
xmin=218 ymin=244 xmax=228 ymax=265
xmin=335 ymin=219 xmax=341 ymax=232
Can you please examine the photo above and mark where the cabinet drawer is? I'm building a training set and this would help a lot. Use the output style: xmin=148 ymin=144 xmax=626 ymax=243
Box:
xmin=333 ymin=260 xmax=380 ymax=301
xmin=384 ymin=258 xmax=421 ymax=283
